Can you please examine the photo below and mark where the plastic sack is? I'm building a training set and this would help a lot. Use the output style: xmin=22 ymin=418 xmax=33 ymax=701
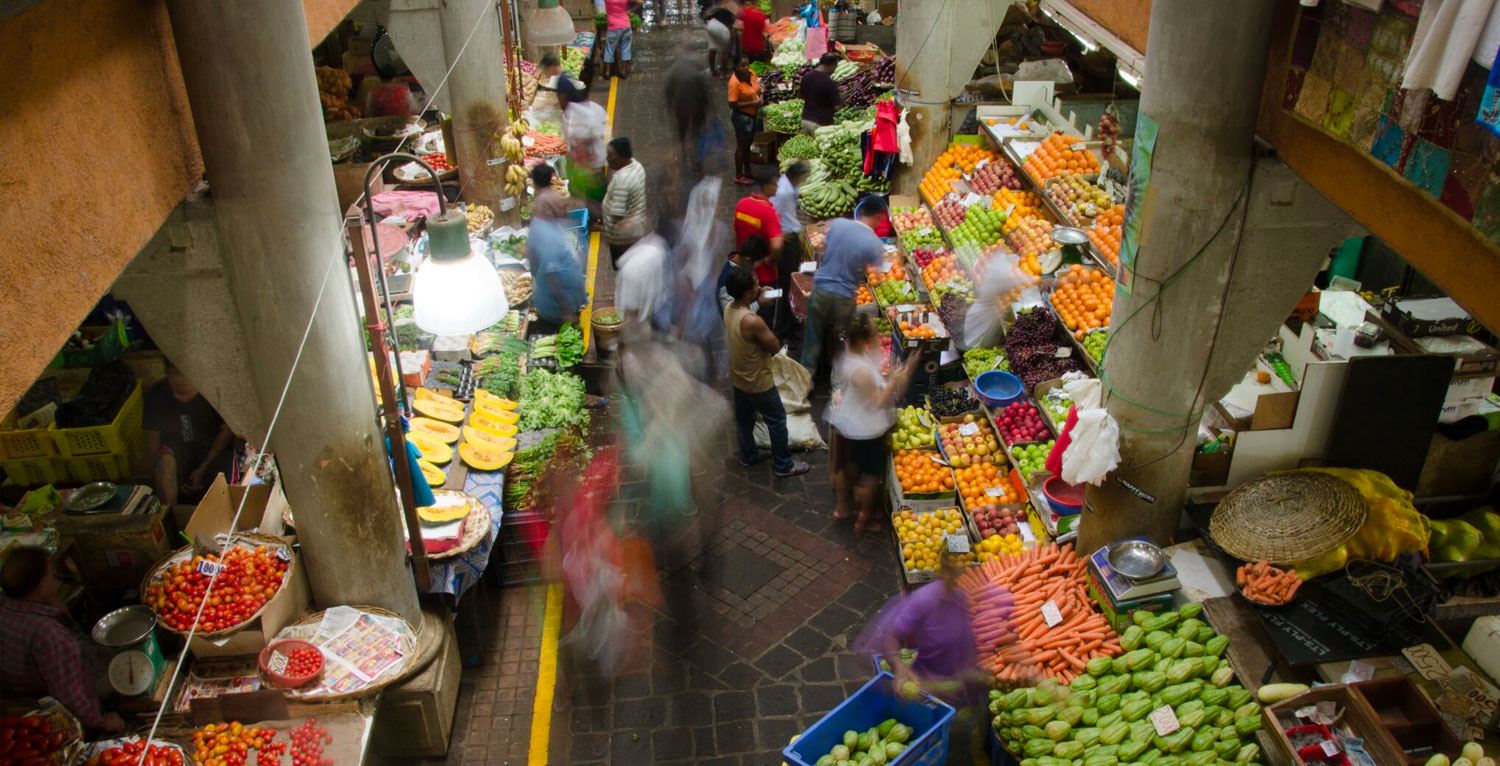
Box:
xmin=963 ymin=249 xmax=1041 ymax=349
xmin=1060 ymin=408 xmax=1120 ymax=486
xmin=754 ymin=352 xmax=828 ymax=451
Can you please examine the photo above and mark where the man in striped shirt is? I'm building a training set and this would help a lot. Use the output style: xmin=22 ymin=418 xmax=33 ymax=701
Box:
xmin=603 ymin=137 xmax=652 ymax=268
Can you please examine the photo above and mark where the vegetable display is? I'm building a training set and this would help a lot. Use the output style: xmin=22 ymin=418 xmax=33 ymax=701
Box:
xmin=798 ymin=178 xmax=857 ymax=220
xmin=761 ymin=66 xmax=809 ymax=104
xmin=809 ymin=719 xmax=912 ymax=766
xmin=531 ymin=324 xmax=584 ymax=367
xmin=476 ymin=338 xmax=527 ymax=399
xmin=958 ymin=543 xmax=1120 ymax=685
xmin=771 ymin=36 xmax=806 ymax=68
xmin=989 ymin=602 xmax=1262 ymax=766
xmin=830 ymin=59 xmax=860 ymax=81
xmin=777 ymin=134 xmax=820 ymax=163
xmin=145 ymin=545 xmax=290 ymax=633
xmin=1236 ymin=561 xmax=1302 ymax=605
xmin=764 ymin=99 xmax=805 ymax=134
xmin=517 ymin=368 xmax=588 ymax=431
xmin=837 ymin=68 xmax=881 ymax=108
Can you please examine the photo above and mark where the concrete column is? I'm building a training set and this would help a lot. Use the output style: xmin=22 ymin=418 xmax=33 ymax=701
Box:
xmin=440 ymin=0 xmax=510 ymax=212
xmin=165 ymin=0 xmax=421 ymax=623
xmin=1079 ymin=0 xmax=1294 ymax=550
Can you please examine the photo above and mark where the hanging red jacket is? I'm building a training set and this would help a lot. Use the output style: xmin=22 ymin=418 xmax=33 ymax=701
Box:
xmin=863 ymin=99 xmax=900 ymax=174
xmin=1044 ymin=405 xmax=1078 ymax=479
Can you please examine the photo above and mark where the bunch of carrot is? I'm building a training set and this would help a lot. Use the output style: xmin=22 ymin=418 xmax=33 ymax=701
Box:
xmin=957 ymin=543 xmax=1122 ymax=687
xmin=525 ymin=131 xmax=566 ymax=158
xmin=1236 ymin=560 xmax=1301 ymax=605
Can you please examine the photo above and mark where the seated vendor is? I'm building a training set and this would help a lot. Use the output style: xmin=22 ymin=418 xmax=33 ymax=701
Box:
xmin=144 ymin=366 xmax=234 ymax=507
xmin=0 ymin=547 xmax=125 ymax=734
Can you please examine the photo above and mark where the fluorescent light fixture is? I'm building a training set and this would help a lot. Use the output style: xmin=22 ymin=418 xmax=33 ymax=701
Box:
xmin=1117 ymin=65 xmax=1141 ymax=89
xmin=1040 ymin=5 xmax=1098 ymax=52
xmin=413 ymin=209 xmax=508 ymax=335
xmin=529 ymin=0 xmax=577 ymax=47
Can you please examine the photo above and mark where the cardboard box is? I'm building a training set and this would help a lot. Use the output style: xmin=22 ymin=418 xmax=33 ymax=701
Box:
xmin=184 ymin=476 xmax=310 ymax=659
xmin=1382 ymin=297 xmax=1478 ymax=338
xmin=52 ymin=501 xmax=174 ymax=590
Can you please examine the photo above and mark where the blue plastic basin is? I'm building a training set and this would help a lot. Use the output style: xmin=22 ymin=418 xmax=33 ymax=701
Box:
xmin=974 ymin=370 xmax=1024 ymax=408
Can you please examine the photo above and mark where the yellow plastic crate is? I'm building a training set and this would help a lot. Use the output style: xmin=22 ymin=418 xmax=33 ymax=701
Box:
xmin=64 ymin=451 xmax=132 ymax=483
xmin=51 ymin=382 xmax=143 ymax=457
xmin=1 ymin=456 xmax=68 ymax=487
xmin=0 ymin=414 xmax=57 ymax=460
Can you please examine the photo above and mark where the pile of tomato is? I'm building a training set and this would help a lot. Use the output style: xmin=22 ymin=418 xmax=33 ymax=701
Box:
xmin=1 ymin=714 xmax=69 ymax=764
xmin=85 ymin=739 xmax=183 ymax=766
xmin=289 ymin=721 xmax=332 ymax=766
xmin=191 ymin=722 xmax=276 ymax=766
xmin=145 ymin=546 xmax=289 ymax=632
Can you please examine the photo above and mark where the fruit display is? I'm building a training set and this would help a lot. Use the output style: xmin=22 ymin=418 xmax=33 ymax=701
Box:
xmin=1021 ymin=133 xmax=1101 ymax=182
xmin=418 ymin=151 xmax=452 ymax=172
xmin=919 ymin=253 xmax=969 ymax=293
xmin=963 ymin=347 xmax=1009 ymax=377
xmin=145 ymin=544 xmax=290 ymax=633
xmin=908 ymin=246 xmax=943 ymax=269
xmin=993 ymin=188 xmax=1050 ymax=230
xmin=895 ymin=508 xmax=974 ymax=573
xmin=995 ymin=401 xmax=1052 ymax=445
xmin=1010 ymin=441 xmax=1054 ymax=481
xmin=84 ymin=739 xmax=185 ymax=766
xmin=893 ymin=449 xmax=955 ymax=495
xmin=930 ymin=196 xmax=966 ymax=230
xmin=283 ymin=645 xmax=324 ymax=680
xmin=411 ymin=417 xmax=460 ymax=444
xmin=855 ymin=284 xmax=873 ymax=305
xmin=937 ymin=416 xmax=997 ymax=467
xmin=956 ymin=460 xmax=1019 ymax=505
xmin=889 ymin=406 xmax=936 ymax=450
xmin=879 ymin=335 xmax=893 ymax=376
xmin=987 ymin=601 xmax=1260 ymax=762
xmin=191 ymin=722 xmax=279 ymax=766
xmin=873 ymin=277 xmax=918 ymax=306
xmin=891 ymin=206 xmax=933 ymax=234
xmin=315 ymin=67 xmax=358 ymax=122
xmin=898 ymin=318 xmax=938 ymax=339
xmin=458 ymin=440 xmax=514 ymax=472
xmin=1037 ymin=386 xmax=1075 ymax=430
xmin=866 ymin=253 xmax=908 ymax=286
xmin=1051 ymin=265 xmax=1115 ymax=340
xmin=1004 ymin=216 xmax=1054 ymax=276
xmin=763 ymin=99 xmax=805 ymax=133
xmin=406 ymin=431 xmax=452 ymax=465
xmin=1082 ymin=329 xmax=1109 ymax=363
xmin=968 ymin=157 xmax=1023 ymax=194
xmin=1005 ymin=308 xmax=1084 ymax=390
xmin=975 ymin=531 xmax=1026 ymax=562
xmin=412 ymin=388 xmax=465 ymax=423
xmin=807 ymin=721 xmax=913 ymax=766
xmin=1237 ymin=560 xmax=1302 ymax=606
xmin=950 ymin=206 xmax=1007 ymax=250
xmin=288 ymin=720 xmax=333 ymax=766
xmin=1089 ymin=204 xmax=1125 ymax=265
xmin=960 ymin=543 xmax=1122 ymax=685
xmin=921 ymin=144 xmax=998 ymax=203
xmin=899 ymin=224 xmax=945 ymax=252
xmin=1046 ymin=174 xmax=1114 ymax=226
xmin=465 ymin=203 xmax=494 ymax=234
xmin=2 ymin=712 xmax=75 ymax=764
xmin=970 ymin=500 xmax=1025 ymax=537
xmin=930 ymin=388 xmax=981 ymax=420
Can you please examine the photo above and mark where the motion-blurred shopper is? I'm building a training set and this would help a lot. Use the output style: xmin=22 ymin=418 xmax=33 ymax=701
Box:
xmin=825 ymin=314 xmax=919 ymax=531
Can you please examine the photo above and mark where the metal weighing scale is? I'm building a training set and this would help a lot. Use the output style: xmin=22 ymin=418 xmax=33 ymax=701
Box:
xmin=93 ymin=605 xmax=165 ymax=697
xmin=1043 ymin=226 xmax=1090 ymax=275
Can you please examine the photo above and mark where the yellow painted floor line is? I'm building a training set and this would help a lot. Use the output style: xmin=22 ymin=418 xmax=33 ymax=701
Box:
xmin=526 ymin=584 xmax=564 ymax=765
xmin=527 ymin=75 xmax=619 ymax=765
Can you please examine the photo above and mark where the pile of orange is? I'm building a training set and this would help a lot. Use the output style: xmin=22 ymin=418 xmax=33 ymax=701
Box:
xmin=1023 ymin=133 xmax=1100 ymax=182
xmin=900 ymin=320 xmax=938 ymax=339
xmin=955 ymin=462 xmax=1019 ymax=508
xmin=1090 ymin=204 xmax=1124 ymax=264
xmin=1051 ymin=264 xmax=1115 ymax=339
xmin=921 ymin=254 xmax=966 ymax=290
xmin=921 ymin=143 xmax=999 ymax=204
xmin=993 ymin=188 xmax=1048 ymax=231
xmin=856 ymin=284 xmax=873 ymax=305
xmin=894 ymin=449 xmax=955 ymax=494
xmin=866 ymin=257 xmax=906 ymax=286
xmin=1005 ymin=216 xmax=1054 ymax=276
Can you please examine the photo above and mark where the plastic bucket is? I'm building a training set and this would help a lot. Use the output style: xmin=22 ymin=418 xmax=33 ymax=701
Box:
xmin=973 ymin=371 xmax=1023 ymax=408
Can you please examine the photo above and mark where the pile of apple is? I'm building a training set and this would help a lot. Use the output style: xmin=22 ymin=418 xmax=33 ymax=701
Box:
xmin=937 ymin=416 xmax=999 ymax=468
xmin=973 ymin=505 xmax=1025 ymax=538
xmin=1046 ymin=174 xmax=1115 ymax=226
xmin=932 ymin=198 xmax=966 ymax=230
xmin=891 ymin=206 xmax=933 ymax=234
xmin=909 ymin=247 xmax=945 ymax=269
xmin=968 ymin=158 xmax=1022 ymax=194
xmin=995 ymin=401 xmax=1051 ymax=445
xmin=890 ymin=406 xmax=936 ymax=450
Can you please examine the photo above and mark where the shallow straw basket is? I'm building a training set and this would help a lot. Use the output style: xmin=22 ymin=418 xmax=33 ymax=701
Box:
xmin=140 ymin=533 xmax=294 ymax=639
xmin=425 ymin=495 xmax=490 ymax=562
xmin=278 ymin=606 xmax=417 ymax=703
xmin=1208 ymin=472 xmax=1368 ymax=565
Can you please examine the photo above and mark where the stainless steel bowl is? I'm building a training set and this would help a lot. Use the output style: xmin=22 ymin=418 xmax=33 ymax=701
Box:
xmin=1050 ymin=226 xmax=1090 ymax=246
xmin=1108 ymin=540 xmax=1166 ymax=580
xmin=66 ymin=481 xmax=116 ymax=512
xmin=92 ymin=605 xmax=157 ymax=647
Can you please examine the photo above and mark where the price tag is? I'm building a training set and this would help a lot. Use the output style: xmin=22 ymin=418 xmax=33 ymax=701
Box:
xmin=985 ymin=487 xmax=1006 ymax=498
xmin=196 ymin=559 xmax=224 ymax=577
xmin=268 ymin=651 xmax=289 ymax=674
xmin=499 ymin=196 xmax=517 ymax=212
xmin=1054 ymin=347 xmax=1073 ymax=358
xmin=928 ymin=453 xmax=949 ymax=466
xmin=1071 ymin=142 xmax=1087 ymax=152
xmin=975 ymin=158 xmax=990 ymax=171
xmin=946 ymin=534 xmax=970 ymax=553
xmin=1041 ymin=600 xmax=1062 ymax=627
xmin=1018 ymin=521 xmax=1037 ymax=543
xmin=486 ymin=157 xmax=507 ymax=166
xmin=1294 ymin=705 xmax=1318 ymax=720
xmin=915 ymin=410 xmax=934 ymax=427
xmin=1343 ymin=660 xmax=1375 ymax=683
xmin=959 ymin=422 xmax=980 ymax=437
xmin=799 ymin=261 xmax=818 ymax=273
xmin=992 ymin=358 xmax=1007 ymax=370
xmin=1149 ymin=705 xmax=1180 ymax=736
xmin=275 ymin=547 xmax=291 ymax=561
xmin=521 ymin=135 xmax=536 ymax=147
xmin=1320 ymin=741 xmax=1341 ymax=757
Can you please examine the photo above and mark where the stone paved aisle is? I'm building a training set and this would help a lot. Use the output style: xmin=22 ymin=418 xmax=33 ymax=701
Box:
xmin=421 ymin=8 xmax=910 ymax=765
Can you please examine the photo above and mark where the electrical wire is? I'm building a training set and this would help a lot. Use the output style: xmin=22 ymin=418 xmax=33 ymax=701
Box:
xmin=131 ymin=3 xmax=505 ymax=759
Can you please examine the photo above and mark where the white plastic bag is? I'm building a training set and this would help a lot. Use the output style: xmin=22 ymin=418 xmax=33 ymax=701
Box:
xmin=754 ymin=352 xmax=828 ymax=451
xmin=1060 ymin=408 xmax=1120 ymax=486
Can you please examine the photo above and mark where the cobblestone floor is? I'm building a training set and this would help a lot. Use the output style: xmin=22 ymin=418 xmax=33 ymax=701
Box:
xmin=432 ymin=9 xmax=909 ymax=765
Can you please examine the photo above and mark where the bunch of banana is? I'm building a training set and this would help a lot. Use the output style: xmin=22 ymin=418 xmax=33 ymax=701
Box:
xmin=504 ymin=163 xmax=528 ymax=196
xmin=500 ymin=132 xmax=525 ymax=163
xmin=510 ymin=119 xmax=529 ymax=138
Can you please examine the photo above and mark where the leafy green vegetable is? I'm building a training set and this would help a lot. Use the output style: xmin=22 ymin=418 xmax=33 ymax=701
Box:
xmin=517 ymin=369 xmax=588 ymax=431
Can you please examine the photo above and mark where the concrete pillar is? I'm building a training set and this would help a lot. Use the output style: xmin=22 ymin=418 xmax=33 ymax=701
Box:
xmin=165 ymin=0 xmax=421 ymax=623
xmin=1079 ymin=0 xmax=1323 ymax=550
xmin=439 ymin=0 xmax=511 ymax=212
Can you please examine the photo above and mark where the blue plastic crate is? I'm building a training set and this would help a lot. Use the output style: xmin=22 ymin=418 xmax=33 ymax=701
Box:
xmin=561 ymin=207 xmax=590 ymax=259
xmin=783 ymin=672 xmax=955 ymax=766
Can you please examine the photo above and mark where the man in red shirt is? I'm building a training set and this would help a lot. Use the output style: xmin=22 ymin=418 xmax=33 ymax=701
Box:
xmin=733 ymin=172 xmax=786 ymax=324
xmin=737 ymin=4 xmax=769 ymax=62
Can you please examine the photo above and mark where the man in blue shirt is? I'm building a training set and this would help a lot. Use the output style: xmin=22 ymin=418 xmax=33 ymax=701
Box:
xmin=799 ymin=202 xmax=887 ymax=386
xmin=526 ymin=217 xmax=587 ymax=332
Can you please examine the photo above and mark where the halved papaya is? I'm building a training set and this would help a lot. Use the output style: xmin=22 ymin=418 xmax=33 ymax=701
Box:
xmin=416 ymin=386 xmax=457 ymax=402
xmin=413 ymin=397 xmax=464 ymax=423
xmin=407 ymin=432 xmax=453 ymax=464
xmin=470 ymin=410 xmax=518 ymax=433
xmin=418 ymin=491 xmax=470 ymax=522
xmin=468 ymin=420 xmax=518 ymax=441
xmin=411 ymin=417 xmax=461 ymax=444
xmin=464 ymin=428 xmax=517 ymax=453
xmin=474 ymin=389 xmax=519 ymax=411
xmin=417 ymin=459 xmax=446 ymax=486
xmin=459 ymin=442 xmax=514 ymax=472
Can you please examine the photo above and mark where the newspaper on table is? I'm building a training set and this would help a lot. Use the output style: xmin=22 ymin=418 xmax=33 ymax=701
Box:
xmin=274 ymin=606 xmax=416 ymax=698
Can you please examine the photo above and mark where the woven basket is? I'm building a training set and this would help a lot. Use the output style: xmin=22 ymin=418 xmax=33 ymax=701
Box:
xmin=1208 ymin=472 xmax=1367 ymax=564
xmin=140 ymin=533 xmax=294 ymax=639
xmin=423 ymin=492 xmax=490 ymax=562
xmin=275 ymin=606 xmax=418 ymax=702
